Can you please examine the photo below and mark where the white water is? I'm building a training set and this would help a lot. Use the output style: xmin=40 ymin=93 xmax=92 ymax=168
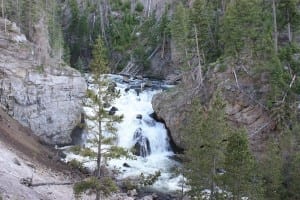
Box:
xmin=106 ymin=75 xmax=183 ymax=192
xmin=68 ymin=74 xmax=183 ymax=192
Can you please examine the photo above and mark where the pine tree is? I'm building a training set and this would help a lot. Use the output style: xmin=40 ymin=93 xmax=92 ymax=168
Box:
xmin=221 ymin=0 xmax=272 ymax=61
xmin=277 ymin=0 xmax=300 ymax=42
xmin=260 ymin=141 xmax=283 ymax=200
xmin=191 ymin=0 xmax=222 ymax=63
xmin=73 ymin=36 xmax=128 ymax=200
xmin=222 ymin=130 xmax=263 ymax=200
xmin=170 ymin=2 xmax=191 ymax=69
xmin=183 ymin=93 xmax=229 ymax=199
xmin=279 ymin=123 xmax=300 ymax=199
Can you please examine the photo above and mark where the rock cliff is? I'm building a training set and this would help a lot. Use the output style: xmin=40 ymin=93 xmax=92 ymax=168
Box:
xmin=152 ymin=64 xmax=276 ymax=153
xmin=0 ymin=18 xmax=87 ymax=145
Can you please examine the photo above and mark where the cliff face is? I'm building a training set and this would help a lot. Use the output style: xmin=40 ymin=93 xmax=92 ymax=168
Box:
xmin=0 ymin=18 xmax=87 ymax=145
xmin=152 ymin=64 xmax=276 ymax=153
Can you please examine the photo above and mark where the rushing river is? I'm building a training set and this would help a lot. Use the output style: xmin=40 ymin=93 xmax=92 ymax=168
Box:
xmin=67 ymin=74 xmax=183 ymax=192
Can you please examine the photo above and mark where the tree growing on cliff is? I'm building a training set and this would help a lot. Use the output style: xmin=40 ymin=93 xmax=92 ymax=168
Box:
xmin=222 ymin=130 xmax=263 ymax=200
xmin=170 ymin=2 xmax=191 ymax=69
xmin=73 ymin=36 xmax=128 ymax=200
xmin=182 ymin=93 xmax=229 ymax=199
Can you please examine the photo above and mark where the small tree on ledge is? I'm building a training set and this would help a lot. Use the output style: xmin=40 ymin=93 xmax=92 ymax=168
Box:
xmin=73 ymin=36 xmax=128 ymax=200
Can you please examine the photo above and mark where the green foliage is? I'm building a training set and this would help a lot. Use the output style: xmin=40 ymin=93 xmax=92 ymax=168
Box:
xmin=36 ymin=65 xmax=44 ymax=73
xmin=139 ymin=171 xmax=161 ymax=187
xmin=74 ymin=177 xmax=118 ymax=199
xmin=68 ymin=159 xmax=84 ymax=170
xmin=277 ymin=0 xmax=300 ymax=32
xmin=122 ymin=179 xmax=137 ymax=190
xmin=221 ymin=0 xmax=273 ymax=60
xmin=222 ymin=130 xmax=263 ymax=200
xmin=47 ymin=1 xmax=65 ymax=59
xmin=279 ymin=43 xmax=300 ymax=93
xmin=191 ymin=0 xmax=222 ymax=63
xmin=170 ymin=2 xmax=190 ymax=60
xmin=90 ymin=36 xmax=109 ymax=75
xmin=65 ymin=0 xmax=96 ymax=68
xmin=80 ymin=148 xmax=97 ymax=158
xmin=122 ymin=0 xmax=131 ymax=12
xmin=70 ymin=145 xmax=81 ymax=155
xmin=286 ymin=152 xmax=300 ymax=199
xmin=71 ymin=36 xmax=128 ymax=199
xmin=109 ymin=0 xmax=123 ymax=11
xmin=3 ymin=0 xmax=67 ymax=56
xmin=279 ymin=123 xmax=300 ymax=199
xmin=135 ymin=2 xmax=144 ymax=12
xmin=182 ymin=93 xmax=229 ymax=198
xmin=260 ymin=140 xmax=283 ymax=200
xmin=108 ymin=13 xmax=139 ymax=52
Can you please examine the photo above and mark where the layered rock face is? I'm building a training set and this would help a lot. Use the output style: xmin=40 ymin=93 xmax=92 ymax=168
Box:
xmin=0 ymin=18 xmax=87 ymax=145
xmin=152 ymin=66 xmax=275 ymax=153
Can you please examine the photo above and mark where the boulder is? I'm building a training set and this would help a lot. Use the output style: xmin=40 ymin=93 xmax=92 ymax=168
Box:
xmin=109 ymin=106 xmax=118 ymax=115
xmin=140 ymin=195 xmax=153 ymax=200
xmin=108 ymin=82 xmax=117 ymax=93
xmin=136 ymin=114 xmax=143 ymax=120
xmin=123 ymin=163 xmax=131 ymax=168
xmin=143 ymin=118 xmax=156 ymax=127
xmin=133 ymin=128 xmax=143 ymax=139
xmin=133 ymin=128 xmax=151 ymax=157
xmin=127 ymin=189 xmax=137 ymax=197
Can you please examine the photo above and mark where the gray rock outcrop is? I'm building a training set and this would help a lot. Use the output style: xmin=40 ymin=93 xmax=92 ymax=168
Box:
xmin=0 ymin=18 xmax=87 ymax=145
xmin=152 ymin=65 xmax=275 ymax=153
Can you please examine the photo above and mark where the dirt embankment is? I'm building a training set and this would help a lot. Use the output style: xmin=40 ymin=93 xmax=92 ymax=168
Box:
xmin=0 ymin=107 xmax=86 ymax=199
xmin=0 ymin=107 xmax=67 ymax=170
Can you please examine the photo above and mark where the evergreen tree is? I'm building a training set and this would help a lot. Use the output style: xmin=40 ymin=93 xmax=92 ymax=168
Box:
xmin=279 ymin=123 xmax=300 ymax=199
xmin=183 ymin=93 xmax=229 ymax=199
xmin=260 ymin=141 xmax=283 ymax=200
xmin=170 ymin=2 xmax=191 ymax=69
xmin=191 ymin=0 xmax=222 ymax=63
xmin=222 ymin=130 xmax=263 ymax=200
xmin=221 ymin=0 xmax=272 ymax=61
xmin=73 ymin=36 xmax=128 ymax=200
xmin=277 ymin=0 xmax=300 ymax=42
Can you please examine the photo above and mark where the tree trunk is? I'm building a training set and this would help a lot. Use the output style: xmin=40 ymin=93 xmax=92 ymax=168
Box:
xmin=193 ymin=24 xmax=203 ymax=85
xmin=161 ymin=31 xmax=165 ymax=59
xmin=147 ymin=0 xmax=152 ymax=17
xmin=98 ymin=0 xmax=108 ymax=45
xmin=95 ymin=119 xmax=102 ymax=200
xmin=2 ymin=0 xmax=6 ymax=33
xmin=272 ymin=0 xmax=278 ymax=54
xmin=97 ymin=120 xmax=102 ymax=178
xmin=287 ymin=11 xmax=292 ymax=42
xmin=210 ymin=156 xmax=216 ymax=200
xmin=185 ymin=48 xmax=191 ymax=69
xmin=1 ymin=0 xmax=3 ymax=18
xmin=17 ymin=0 xmax=20 ymax=30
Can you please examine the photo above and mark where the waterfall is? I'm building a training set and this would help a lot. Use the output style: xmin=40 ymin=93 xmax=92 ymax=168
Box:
xmin=78 ymin=74 xmax=184 ymax=192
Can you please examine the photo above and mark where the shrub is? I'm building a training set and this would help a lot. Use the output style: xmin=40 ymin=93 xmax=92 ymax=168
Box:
xmin=135 ymin=2 xmax=144 ymax=12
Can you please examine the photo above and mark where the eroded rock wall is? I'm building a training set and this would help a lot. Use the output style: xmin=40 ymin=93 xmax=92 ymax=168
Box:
xmin=152 ymin=65 xmax=275 ymax=153
xmin=0 ymin=18 xmax=87 ymax=145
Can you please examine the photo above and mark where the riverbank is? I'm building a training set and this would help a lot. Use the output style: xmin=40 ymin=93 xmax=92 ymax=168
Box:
xmin=0 ymin=107 xmax=85 ymax=199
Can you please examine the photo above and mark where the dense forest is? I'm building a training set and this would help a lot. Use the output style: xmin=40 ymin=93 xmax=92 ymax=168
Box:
xmin=1 ymin=0 xmax=300 ymax=199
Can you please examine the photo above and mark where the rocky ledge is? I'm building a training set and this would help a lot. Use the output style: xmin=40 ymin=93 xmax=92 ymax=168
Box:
xmin=0 ymin=18 xmax=87 ymax=145
xmin=152 ymin=65 xmax=276 ymax=154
